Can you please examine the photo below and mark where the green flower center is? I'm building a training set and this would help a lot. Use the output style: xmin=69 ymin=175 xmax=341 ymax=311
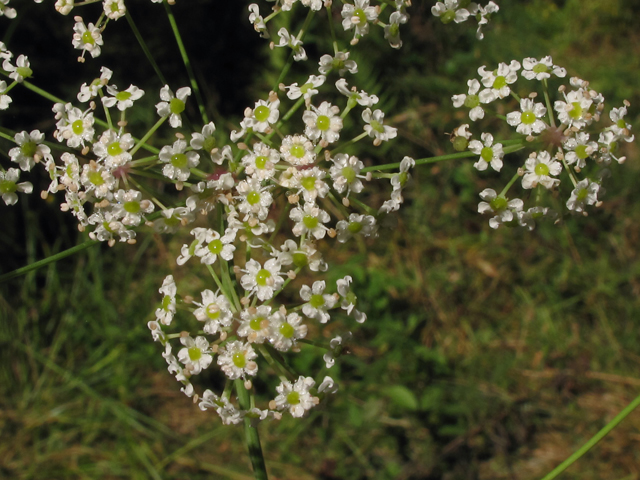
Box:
xmin=389 ymin=23 xmax=400 ymax=36
xmin=202 ymin=136 xmax=217 ymax=152
xmin=110 ymin=3 xmax=120 ymax=12
xmin=279 ymin=322 xmax=294 ymax=338
xmin=493 ymin=76 xmax=507 ymax=90
xmin=353 ymin=8 xmax=367 ymax=25
xmin=534 ymin=163 xmax=550 ymax=176
xmin=452 ymin=136 xmax=468 ymax=152
xmin=489 ymin=197 xmax=507 ymax=211
xmin=21 ymin=141 xmax=37 ymax=157
xmin=171 ymin=153 xmax=188 ymax=169
xmin=16 ymin=66 xmax=33 ymax=79
xmin=169 ymin=98 xmax=185 ymax=115
xmin=309 ymin=294 xmax=325 ymax=309
xmin=440 ymin=10 xmax=456 ymax=24
xmin=290 ymin=144 xmax=306 ymax=159
xmin=346 ymin=291 xmax=357 ymax=306
xmin=107 ymin=142 xmax=123 ymax=156
xmin=348 ymin=221 xmax=363 ymax=234
xmin=332 ymin=58 xmax=345 ymax=71
xmin=301 ymin=176 xmax=316 ymax=191
xmin=72 ymin=119 xmax=85 ymax=135
xmin=300 ymin=82 xmax=313 ymax=94
xmin=208 ymin=239 xmax=223 ymax=255
xmin=316 ymin=115 xmax=330 ymax=131
xmin=0 ymin=180 xmax=17 ymax=194
xmin=115 ymin=91 xmax=132 ymax=102
xmin=161 ymin=295 xmax=172 ymax=310
xmin=188 ymin=346 xmax=202 ymax=361
xmin=341 ymin=166 xmax=356 ymax=183
xmin=164 ymin=216 xmax=180 ymax=227
xmin=81 ymin=31 xmax=95 ymax=45
xmin=292 ymin=252 xmax=308 ymax=268
xmin=124 ymin=201 xmax=140 ymax=213
xmin=206 ymin=304 xmax=221 ymax=320
xmin=576 ymin=188 xmax=588 ymax=201
xmin=286 ymin=391 xmax=300 ymax=405
xmin=254 ymin=105 xmax=270 ymax=123
xmin=569 ymin=102 xmax=583 ymax=120
xmin=480 ymin=146 xmax=493 ymax=163
xmin=232 ymin=352 xmax=246 ymax=368
xmin=102 ymin=221 xmax=114 ymax=233
xmin=250 ymin=316 xmax=265 ymax=331
xmin=303 ymin=215 xmax=318 ymax=230
xmin=533 ymin=63 xmax=549 ymax=74
xmin=255 ymin=156 xmax=268 ymax=169
xmin=256 ymin=268 xmax=271 ymax=287
xmin=575 ymin=145 xmax=589 ymax=159
xmin=616 ymin=119 xmax=627 ymax=129
xmin=463 ymin=94 xmax=480 ymax=109
xmin=370 ymin=119 xmax=385 ymax=134
xmin=521 ymin=111 xmax=536 ymax=125
xmin=247 ymin=191 xmax=261 ymax=205
xmin=88 ymin=171 xmax=104 ymax=186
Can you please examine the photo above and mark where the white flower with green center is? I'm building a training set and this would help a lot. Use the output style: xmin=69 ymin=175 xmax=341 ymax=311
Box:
xmin=56 ymin=107 xmax=95 ymax=148
xmin=159 ymin=139 xmax=200 ymax=182
xmin=77 ymin=67 xmax=112 ymax=103
xmin=236 ymin=177 xmax=273 ymax=221
xmin=567 ymin=179 xmax=600 ymax=213
xmin=80 ymin=162 xmax=116 ymax=199
xmin=0 ymin=80 xmax=11 ymax=110
xmin=272 ymin=239 xmax=328 ymax=273
xmin=55 ymin=0 xmax=74 ymax=15
xmin=61 ymin=191 xmax=89 ymax=226
xmin=563 ymin=132 xmax=597 ymax=169
xmin=380 ymin=156 xmax=415 ymax=213
xmin=506 ymin=98 xmax=547 ymax=136
xmin=384 ymin=11 xmax=408 ymax=49
xmin=190 ymin=122 xmax=225 ymax=164
xmin=293 ymin=166 xmax=329 ymax=203
xmin=303 ymin=101 xmax=343 ymax=143
xmin=217 ymin=341 xmax=258 ymax=380
xmin=87 ymin=210 xmax=134 ymax=244
xmin=285 ymin=74 xmax=325 ymax=101
xmin=237 ymin=305 xmax=276 ymax=344
xmin=335 ymin=79 xmax=378 ymax=107
xmin=242 ymin=142 xmax=280 ymax=180
xmin=341 ymin=0 xmax=378 ymax=39
xmin=72 ymin=20 xmax=103 ymax=58
xmin=362 ymin=108 xmax=397 ymax=144
xmin=468 ymin=133 xmax=504 ymax=172
xmin=474 ymin=1 xmax=499 ymax=40
xmin=276 ymin=27 xmax=307 ymax=62
xmin=176 ymin=227 xmax=207 ymax=265
xmin=280 ymin=135 xmax=316 ymax=166
xmin=153 ymin=207 xmax=194 ymax=233
xmin=318 ymin=51 xmax=358 ymax=76
xmin=113 ymin=189 xmax=154 ymax=226
xmin=3 ymin=54 xmax=32 ymax=82
xmin=477 ymin=188 xmax=523 ymax=229
xmin=330 ymin=153 xmax=366 ymax=196
xmin=178 ymin=336 xmax=213 ymax=376
xmin=103 ymin=0 xmax=125 ymax=20
xmin=522 ymin=151 xmax=561 ymax=190
xmin=431 ymin=0 xmax=470 ymax=24
xmin=323 ymin=333 xmax=351 ymax=368
xmin=337 ymin=276 xmax=366 ymax=323
xmin=522 ymin=56 xmax=566 ymax=81
xmin=193 ymin=289 xmax=234 ymax=334
xmin=194 ymin=228 xmax=236 ymax=264
xmin=241 ymin=258 xmax=284 ymax=301
xmin=518 ymin=206 xmax=557 ymax=231
xmin=301 ymin=0 xmax=323 ymax=10
xmin=554 ymin=89 xmax=593 ymax=129
xmin=269 ymin=312 xmax=308 ymax=352
xmin=609 ymin=106 xmax=634 ymax=142
xmin=102 ymin=84 xmax=144 ymax=111
xmin=336 ymin=213 xmax=378 ymax=243
xmin=0 ymin=168 xmax=32 ymax=205
xmin=452 ymin=79 xmax=495 ymax=121
xmin=478 ymin=60 xmax=520 ymax=99
xmin=248 ymin=4 xmax=268 ymax=38
xmin=9 ymin=130 xmax=51 ymax=172
xmin=274 ymin=376 xmax=318 ymax=418
xmin=156 ymin=85 xmax=191 ymax=128
xmin=57 ymin=152 xmax=81 ymax=191
xmin=93 ymin=130 xmax=134 ymax=168
xmin=300 ymin=281 xmax=337 ymax=324
xmin=199 ymin=390 xmax=243 ymax=425
xmin=290 ymin=203 xmax=330 ymax=239
xmin=0 ymin=0 xmax=16 ymax=19
xmin=147 ymin=320 xmax=165 ymax=343
xmin=163 ymin=343 xmax=193 ymax=396
xmin=247 ymin=98 xmax=280 ymax=133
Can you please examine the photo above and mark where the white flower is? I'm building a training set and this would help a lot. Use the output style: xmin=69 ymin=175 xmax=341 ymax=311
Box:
xmin=506 ymin=98 xmax=547 ymax=136
xmin=567 ymin=179 xmax=599 ymax=213
xmin=103 ymin=0 xmax=125 ymax=20
xmin=199 ymin=390 xmax=243 ymax=425
xmin=280 ymin=135 xmax=316 ymax=166
xmin=477 ymin=188 xmax=523 ymax=229
xmin=3 ymin=54 xmax=32 ymax=82
xmin=522 ymin=151 xmax=561 ymax=189
xmin=155 ymin=275 xmax=177 ymax=325
xmin=55 ymin=106 xmax=95 ymax=148
xmin=276 ymin=27 xmax=307 ymax=62
xmin=242 ymin=142 xmax=280 ymax=179
xmin=329 ymin=153 xmax=366 ymax=196
xmin=323 ymin=333 xmax=351 ymax=368
xmin=452 ymin=79 xmax=495 ymax=121
xmin=77 ymin=67 xmax=112 ymax=102
xmin=55 ymin=0 xmax=73 ymax=15
xmin=273 ymin=239 xmax=328 ymax=272
xmin=190 ymin=122 xmax=222 ymax=163
xmin=178 ymin=336 xmax=213 ymax=375
xmin=217 ymin=341 xmax=258 ymax=379
xmin=286 ymin=74 xmax=325 ymax=101
xmin=300 ymin=281 xmax=337 ymax=323
xmin=237 ymin=305 xmax=276 ymax=344
xmin=342 ymin=0 xmax=378 ymax=39
xmin=554 ymin=89 xmax=593 ymax=129
xmin=292 ymin=166 xmax=329 ymax=203
xmin=274 ymin=376 xmax=318 ymax=417
xmin=303 ymin=101 xmax=343 ymax=143
xmin=290 ymin=203 xmax=330 ymax=239
xmin=563 ymin=132 xmax=597 ymax=169
xmin=246 ymin=98 xmax=280 ymax=134
xmin=337 ymin=276 xmax=366 ymax=323
xmin=9 ymin=130 xmax=51 ymax=171
xmin=0 ymin=168 xmax=32 ymax=205
xmin=102 ymin=84 xmax=145 ymax=111
xmin=156 ymin=85 xmax=191 ymax=128
xmin=609 ymin=106 xmax=634 ymax=142
xmin=319 ymin=51 xmax=358 ymax=76
xmin=159 ymin=139 xmax=200 ymax=181
xmin=80 ymin=162 xmax=116 ymax=199
xmin=112 ymin=189 xmax=154 ymax=226
xmin=193 ymin=289 xmax=234 ymax=334
xmin=93 ymin=130 xmax=134 ymax=168
xmin=384 ymin=11 xmax=408 ymax=49
xmin=0 ymin=80 xmax=11 ymax=110
xmin=522 ymin=56 xmax=566 ymax=81
xmin=248 ymin=3 xmax=268 ymax=37
xmin=194 ymin=228 xmax=236 ymax=264
xmin=269 ymin=312 xmax=307 ymax=352
xmin=517 ymin=206 xmax=557 ymax=231
xmin=87 ymin=210 xmax=135 ymax=244
xmin=241 ymin=258 xmax=284 ymax=301
xmin=0 ymin=0 xmax=16 ymax=19
xmin=336 ymin=214 xmax=378 ymax=243
xmin=362 ymin=108 xmax=397 ymax=144
xmin=478 ymin=60 xmax=520 ymax=99
xmin=72 ymin=20 xmax=103 ymax=58
xmin=474 ymin=1 xmax=499 ymax=40
xmin=336 ymin=78 xmax=378 ymax=107
xmin=468 ymin=133 xmax=504 ymax=172
xmin=431 ymin=0 xmax=470 ymax=24
xmin=153 ymin=207 xmax=194 ymax=233
xmin=236 ymin=177 xmax=273 ymax=221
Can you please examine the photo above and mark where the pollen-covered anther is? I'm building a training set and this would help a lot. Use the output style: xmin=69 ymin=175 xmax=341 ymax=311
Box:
xmin=558 ymin=85 xmax=566 ymax=93
xmin=238 ymin=142 xmax=248 ymax=150
xmin=517 ymin=167 xmax=525 ymax=176
xmin=184 ymin=295 xmax=194 ymax=304
xmin=175 ymin=132 xmax=185 ymax=139
xmin=279 ymin=305 xmax=287 ymax=315
xmin=220 ymin=331 xmax=228 ymax=341
xmin=233 ymin=265 xmax=242 ymax=274
xmin=327 ymin=228 xmax=337 ymax=238
xmin=244 ymin=379 xmax=253 ymax=390
xmin=268 ymin=90 xmax=278 ymax=102
xmin=180 ymin=331 xmax=190 ymax=338
xmin=288 ymin=194 xmax=299 ymax=204
xmin=108 ymin=239 xmax=116 ymax=247
xmin=82 ymin=146 xmax=90 ymax=155
xmin=89 ymin=101 xmax=96 ymax=110
xmin=528 ymin=92 xmax=537 ymax=98
xmin=269 ymin=400 xmax=277 ymax=410
xmin=241 ymin=296 xmax=250 ymax=306
xmin=176 ymin=182 xmax=184 ymax=191
xmin=180 ymin=217 xmax=188 ymax=226
xmin=40 ymin=191 xmax=48 ymax=200
xmin=118 ymin=120 xmax=128 ymax=127
xmin=211 ymin=344 xmax=219 ymax=353
xmin=287 ymin=270 xmax=296 ymax=280
xmin=78 ymin=224 xmax=85 ymax=232
xmin=193 ymin=394 xmax=199 ymax=404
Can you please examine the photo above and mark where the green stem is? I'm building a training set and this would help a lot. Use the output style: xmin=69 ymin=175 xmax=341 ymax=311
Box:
xmin=125 ymin=12 xmax=168 ymax=86
xmin=542 ymin=79 xmax=557 ymax=128
xmin=329 ymin=131 xmax=369 ymax=156
xmin=130 ymin=116 xmax=167 ymax=156
xmin=0 ymin=240 xmax=98 ymax=283
xmin=499 ymin=172 xmax=520 ymax=198
xmin=163 ymin=0 xmax=209 ymax=125
xmin=540 ymin=393 xmax=640 ymax=480
xmin=234 ymin=380 xmax=269 ymax=480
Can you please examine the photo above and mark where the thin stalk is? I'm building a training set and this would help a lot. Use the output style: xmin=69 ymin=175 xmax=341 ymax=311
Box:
xmin=539 ymin=393 xmax=640 ymax=480
xmin=499 ymin=172 xmax=520 ymax=197
xmin=0 ymin=240 xmax=98 ymax=283
xmin=542 ymin=79 xmax=557 ymax=128
xmin=125 ymin=12 xmax=168 ymax=86
xmin=163 ymin=0 xmax=209 ymax=125
xmin=234 ymin=380 xmax=269 ymax=480
xmin=329 ymin=131 xmax=368 ymax=155
xmin=130 ymin=116 xmax=167 ymax=156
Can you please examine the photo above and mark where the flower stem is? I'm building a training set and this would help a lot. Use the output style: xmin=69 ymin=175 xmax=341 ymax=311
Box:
xmin=163 ymin=0 xmax=209 ymax=125
xmin=0 ymin=239 xmax=98 ymax=283
xmin=125 ymin=11 xmax=168 ymax=86
xmin=539 ymin=392 xmax=640 ymax=480
xmin=234 ymin=379 xmax=269 ymax=480
xmin=130 ymin=116 xmax=167 ymax=156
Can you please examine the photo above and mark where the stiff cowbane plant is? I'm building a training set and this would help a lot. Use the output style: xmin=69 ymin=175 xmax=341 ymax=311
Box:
xmin=0 ymin=1 xmax=637 ymax=479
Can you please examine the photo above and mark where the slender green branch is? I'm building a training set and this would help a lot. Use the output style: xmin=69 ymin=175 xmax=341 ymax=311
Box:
xmin=542 ymin=79 xmax=557 ymax=128
xmin=499 ymin=172 xmax=521 ymax=198
xmin=125 ymin=12 xmax=168 ymax=86
xmin=163 ymin=0 xmax=209 ymax=125
xmin=234 ymin=380 xmax=269 ymax=480
xmin=0 ymin=240 xmax=99 ymax=283
xmin=130 ymin=116 xmax=167 ymax=156
xmin=540 ymin=392 xmax=640 ymax=480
